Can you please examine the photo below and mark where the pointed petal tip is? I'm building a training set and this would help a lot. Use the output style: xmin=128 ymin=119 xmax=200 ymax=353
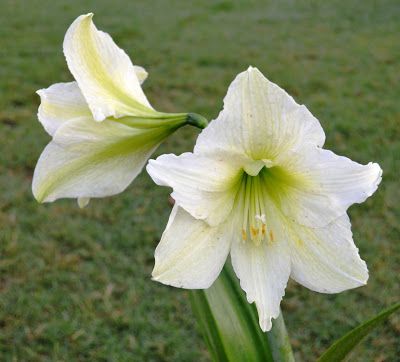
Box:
xmin=32 ymin=187 xmax=46 ymax=204
xmin=151 ymin=275 xmax=168 ymax=287
xmin=78 ymin=197 xmax=90 ymax=208
xmin=78 ymin=12 xmax=94 ymax=21
xmin=36 ymin=87 xmax=53 ymax=104
xmin=357 ymin=267 xmax=369 ymax=287
xmin=33 ymin=195 xmax=45 ymax=204
xmin=133 ymin=65 xmax=149 ymax=84
xmin=145 ymin=159 xmax=156 ymax=176
xmin=32 ymin=184 xmax=50 ymax=204
xmin=151 ymin=266 xmax=159 ymax=280
xmin=345 ymin=274 xmax=368 ymax=291
xmin=235 ymin=66 xmax=266 ymax=84
xmin=366 ymin=161 xmax=383 ymax=197
xmin=245 ymin=65 xmax=263 ymax=76
xmin=151 ymin=264 xmax=169 ymax=285
xmin=361 ymin=279 xmax=368 ymax=286
xmin=150 ymin=270 xmax=178 ymax=288
xmin=259 ymin=308 xmax=284 ymax=332
xmin=146 ymin=158 xmax=155 ymax=166
xmin=259 ymin=318 xmax=272 ymax=332
xmin=151 ymin=266 xmax=188 ymax=289
xmin=372 ymin=161 xmax=383 ymax=180
xmin=32 ymin=178 xmax=43 ymax=203
xmin=67 ymin=13 xmax=93 ymax=29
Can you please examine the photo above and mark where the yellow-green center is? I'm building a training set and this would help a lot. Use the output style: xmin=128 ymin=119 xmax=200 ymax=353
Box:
xmin=234 ymin=165 xmax=304 ymax=246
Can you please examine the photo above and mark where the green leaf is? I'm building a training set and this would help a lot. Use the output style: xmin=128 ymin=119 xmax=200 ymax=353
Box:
xmin=190 ymin=265 xmax=294 ymax=362
xmin=318 ymin=302 xmax=400 ymax=362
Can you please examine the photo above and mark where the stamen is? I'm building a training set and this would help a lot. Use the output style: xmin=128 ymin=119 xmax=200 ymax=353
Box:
xmin=261 ymin=224 xmax=266 ymax=236
xmin=269 ymin=230 xmax=274 ymax=242
xmin=238 ymin=171 xmax=272 ymax=245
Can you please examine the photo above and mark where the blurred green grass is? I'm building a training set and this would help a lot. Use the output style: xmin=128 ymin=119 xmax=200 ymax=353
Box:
xmin=0 ymin=0 xmax=399 ymax=360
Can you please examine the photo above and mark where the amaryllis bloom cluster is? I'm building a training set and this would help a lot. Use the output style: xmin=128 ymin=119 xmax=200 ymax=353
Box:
xmin=32 ymin=14 xmax=204 ymax=207
xmin=32 ymin=12 xmax=383 ymax=334
xmin=147 ymin=67 xmax=382 ymax=331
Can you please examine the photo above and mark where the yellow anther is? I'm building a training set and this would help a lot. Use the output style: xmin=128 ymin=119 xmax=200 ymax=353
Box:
xmin=269 ymin=230 xmax=274 ymax=242
xmin=261 ymin=224 xmax=266 ymax=235
xmin=241 ymin=229 xmax=247 ymax=241
xmin=251 ymin=226 xmax=258 ymax=238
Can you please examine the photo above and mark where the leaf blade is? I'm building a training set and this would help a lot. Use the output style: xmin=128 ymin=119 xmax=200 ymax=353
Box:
xmin=318 ymin=302 xmax=400 ymax=362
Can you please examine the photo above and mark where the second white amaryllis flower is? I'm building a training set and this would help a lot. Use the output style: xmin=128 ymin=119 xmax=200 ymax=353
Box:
xmin=147 ymin=67 xmax=382 ymax=332
xmin=33 ymin=14 xmax=205 ymax=206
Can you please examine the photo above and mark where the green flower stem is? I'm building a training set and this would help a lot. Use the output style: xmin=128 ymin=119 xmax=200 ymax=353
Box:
xmin=267 ymin=310 xmax=295 ymax=362
xmin=190 ymin=264 xmax=295 ymax=362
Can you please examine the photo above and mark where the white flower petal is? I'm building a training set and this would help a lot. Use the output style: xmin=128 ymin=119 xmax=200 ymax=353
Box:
xmin=32 ymin=117 xmax=165 ymax=203
xmin=289 ymin=214 xmax=368 ymax=293
xmin=195 ymin=66 xmax=325 ymax=159
xmin=152 ymin=206 xmax=231 ymax=289
xmin=230 ymin=237 xmax=290 ymax=332
xmin=229 ymin=198 xmax=292 ymax=332
xmin=273 ymin=147 xmax=382 ymax=228
xmin=147 ymin=153 xmax=242 ymax=226
xmin=37 ymin=82 xmax=91 ymax=136
xmin=63 ymin=13 xmax=153 ymax=121
xmin=305 ymin=148 xmax=382 ymax=211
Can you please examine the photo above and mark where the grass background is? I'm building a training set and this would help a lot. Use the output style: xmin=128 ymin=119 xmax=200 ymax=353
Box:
xmin=0 ymin=0 xmax=399 ymax=360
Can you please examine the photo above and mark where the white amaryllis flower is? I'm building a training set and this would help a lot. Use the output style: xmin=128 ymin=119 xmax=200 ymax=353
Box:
xmin=147 ymin=67 xmax=382 ymax=331
xmin=33 ymin=14 xmax=205 ymax=206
